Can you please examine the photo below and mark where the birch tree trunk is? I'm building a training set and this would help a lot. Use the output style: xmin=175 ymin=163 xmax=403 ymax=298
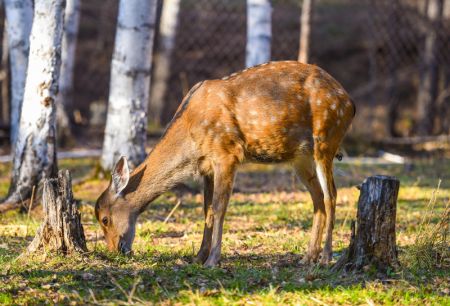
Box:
xmin=298 ymin=0 xmax=314 ymax=63
xmin=4 ymin=0 xmax=33 ymax=144
xmin=101 ymin=0 xmax=157 ymax=171
xmin=1 ymin=0 xmax=65 ymax=207
xmin=246 ymin=0 xmax=272 ymax=68
xmin=149 ymin=0 xmax=180 ymax=127
xmin=56 ymin=0 xmax=81 ymax=144
xmin=416 ymin=0 xmax=443 ymax=135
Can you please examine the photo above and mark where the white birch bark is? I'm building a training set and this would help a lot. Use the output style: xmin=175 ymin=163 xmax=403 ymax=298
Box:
xmin=2 ymin=0 xmax=65 ymax=205
xmin=149 ymin=0 xmax=180 ymax=127
xmin=298 ymin=0 xmax=314 ymax=63
xmin=246 ymin=0 xmax=272 ymax=68
xmin=4 ymin=0 xmax=33 ymax=144
xmin=56 ymin=0 xmax=80 ymax=141
xmin=101 ymin=0 xmax=157 ymax=170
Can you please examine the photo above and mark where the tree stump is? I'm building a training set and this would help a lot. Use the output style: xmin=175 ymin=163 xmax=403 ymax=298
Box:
xmin=26 ymin=170 xmax=87 ymax=254
xmin=334 ymin=175 xmax=400 ymax=272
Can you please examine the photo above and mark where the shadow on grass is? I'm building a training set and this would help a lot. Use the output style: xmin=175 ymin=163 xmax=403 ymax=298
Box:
xmin=1 ymin=233 xmax=446 ymax=304
xmin=1 ymin=250 xmax=370 ymax=302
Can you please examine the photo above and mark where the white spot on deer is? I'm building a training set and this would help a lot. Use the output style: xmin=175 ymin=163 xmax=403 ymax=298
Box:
xmin=317 ymin=99 xmax=322 ymax=106
xmin=338 ymin=108 xmax=344 ymax=117
xmin=201 ymin=120 xmax=209 ymax=126
xmin=222 ymin=76 xmax=229 ymax=80
xmin=230 ymin=72 xmax=238 ymax=77
xmin=337 ymin=88 xmax=345 ymax=96
xmin=314 ymin=79 xmax=321 ymax=87
xmin=326 ymin=93 xmax=332 ymax=99
xmin=216 ymin=122 xmax=222 ymax=128
xmin=250 ymin=110 xmax=258 ymax=116
xmin=331 ymin=103 xmax=337 ymax=110
xmin=297 ymin=94 xmax=302 ymax=101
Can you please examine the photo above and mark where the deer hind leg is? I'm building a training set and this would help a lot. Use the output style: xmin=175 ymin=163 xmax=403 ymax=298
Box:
xmin=203 ymin=160 xmax=236 ymax=267
xmin=194 ymin=175 xmax=214 ymax=264
xmin=315 ymin=154 xmax=336 ymax=265
xmin=293 ymin=156 xmax=326 ymax=264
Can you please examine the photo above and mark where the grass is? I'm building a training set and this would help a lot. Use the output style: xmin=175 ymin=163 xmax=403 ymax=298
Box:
xmin=0 ymin=157 xmax=449 ymax=304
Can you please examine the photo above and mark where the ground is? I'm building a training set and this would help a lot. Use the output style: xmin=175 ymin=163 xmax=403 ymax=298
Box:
xmin=0 ymin=157 xmax=449 ymax=305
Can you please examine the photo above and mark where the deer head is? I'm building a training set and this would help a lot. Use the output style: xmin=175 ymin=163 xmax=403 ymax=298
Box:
xmin=95 ymin=156 xmax=137 ymax=254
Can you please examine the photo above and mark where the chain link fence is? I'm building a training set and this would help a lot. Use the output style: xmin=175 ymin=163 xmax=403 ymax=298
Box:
xmin=0 ymin=0 xmax=449 ymax=142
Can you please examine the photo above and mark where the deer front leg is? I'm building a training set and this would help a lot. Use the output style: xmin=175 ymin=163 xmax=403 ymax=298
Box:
xmin=194 ymin=175 xmax=214 ymax=264
xmin=203 ymin=162 xmax=236 ymax=268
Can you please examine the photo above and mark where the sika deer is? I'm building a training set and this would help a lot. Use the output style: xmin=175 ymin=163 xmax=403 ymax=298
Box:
xmin=95 ymin=61 xmax=356 ymax=267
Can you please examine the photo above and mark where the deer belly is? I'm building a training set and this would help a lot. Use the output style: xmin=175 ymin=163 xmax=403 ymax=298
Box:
xmin=242 ymin=130 xmax=308 ymax=163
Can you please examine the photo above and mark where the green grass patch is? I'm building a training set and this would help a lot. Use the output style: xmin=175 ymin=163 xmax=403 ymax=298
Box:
xmin=0 ymin=158 xmax=449 ymax=304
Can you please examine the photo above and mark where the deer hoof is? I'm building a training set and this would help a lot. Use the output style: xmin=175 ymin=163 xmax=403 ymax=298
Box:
xmin=194 ymin=250 xmax=209 ymax=264
xmin=319 ymin=251 xmax=332 ymax=266
xmin=203 ymin=257 xmax=220 ymax=268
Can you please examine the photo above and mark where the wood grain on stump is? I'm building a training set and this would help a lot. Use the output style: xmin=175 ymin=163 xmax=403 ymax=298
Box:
xmin=26 ymin=170 xmax=87 ymax=254
xmin=334 ymin=175 xmax=400 ymax=272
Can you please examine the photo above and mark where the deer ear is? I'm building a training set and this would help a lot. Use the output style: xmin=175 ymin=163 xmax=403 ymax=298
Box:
xmin=111 ymin=156 xmax=130 ymax=196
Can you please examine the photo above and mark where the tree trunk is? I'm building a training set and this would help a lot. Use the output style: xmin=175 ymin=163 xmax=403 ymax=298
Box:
xmin=101 ymin=0 xmax=157 ymax=171
xmin=333 ymin=176 xmax=400 ymax=273
xmin=56 ymin=0 xmax=81 ymax=145
xmin=0 ymin=12 xmax=10 ymax=128
xmin=1 ymin=0 xmax=65 ymax=207
xmin=385 ymin=1 xmax=401 ymax=137
xmin=26 ymin=170 xmax=87 ymax=254
xmin=149 ymin=0 xmax=180 ymax=128
xmin=4 ymin=0 xmax=33 ymax=144
xmin=246 ymin=0 xmax=272 ymax=68
xmin=298 ymin=0 xmax=314 ymax=63
xmin=416 ymin=0 xmax=444 ymax=136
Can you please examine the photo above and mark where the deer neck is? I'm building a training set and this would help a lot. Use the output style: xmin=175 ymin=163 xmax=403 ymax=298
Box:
xmin=124 ymin=123 xmax=196 ymax=212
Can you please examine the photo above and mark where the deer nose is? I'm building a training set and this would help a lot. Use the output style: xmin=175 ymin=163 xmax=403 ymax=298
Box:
xmin=118 ymin=240 xmax=132 ymax=255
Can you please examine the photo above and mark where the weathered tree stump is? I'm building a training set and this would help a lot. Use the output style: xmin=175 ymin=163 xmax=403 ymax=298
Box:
xmin=26 ymin=170 xmax=87 ymax=254
xmin=334 ymin=175 xmax=400 ymax=272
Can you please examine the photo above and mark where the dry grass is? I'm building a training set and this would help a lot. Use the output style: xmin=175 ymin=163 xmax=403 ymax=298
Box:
xmin=402 ymin=180 xmax=449 ymax=271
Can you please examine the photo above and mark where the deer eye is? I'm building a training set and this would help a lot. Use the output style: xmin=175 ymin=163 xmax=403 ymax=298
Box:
xmin=102 ymin=217 xmax=108 ymax=226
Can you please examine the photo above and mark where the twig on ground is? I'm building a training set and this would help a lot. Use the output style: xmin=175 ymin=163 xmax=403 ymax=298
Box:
xmin=164 ymin=199 xmax=182 ymax=223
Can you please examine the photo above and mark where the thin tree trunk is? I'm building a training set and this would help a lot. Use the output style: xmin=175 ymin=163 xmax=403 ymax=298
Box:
xmin=56 ymin=0 xmax=81 ymax=145
xmin=4 ymin=0 xmax=33 ymax=144
xmin=1 ymin=0 xmax=65 ymax=207
xmin=416 ymin=0 xmax=444 ymax=136
xmin=386 ymin=1 xmax=401 ymax=137
xmin=246 ymin=0 xmax=272 ymax=68
xmin=101 ymin=0 xmax=157 ymax=171
xmin=149 ymin=0 xmax=180 ymax=128
xmin=0 ymin=12 xmax=10 ymax=128
xmin=298 ymin=0 xmax=314 ymax=63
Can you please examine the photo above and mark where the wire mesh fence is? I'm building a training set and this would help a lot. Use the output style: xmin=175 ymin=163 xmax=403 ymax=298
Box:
xmin=0 ymin=0 xmax=448 ymax=141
